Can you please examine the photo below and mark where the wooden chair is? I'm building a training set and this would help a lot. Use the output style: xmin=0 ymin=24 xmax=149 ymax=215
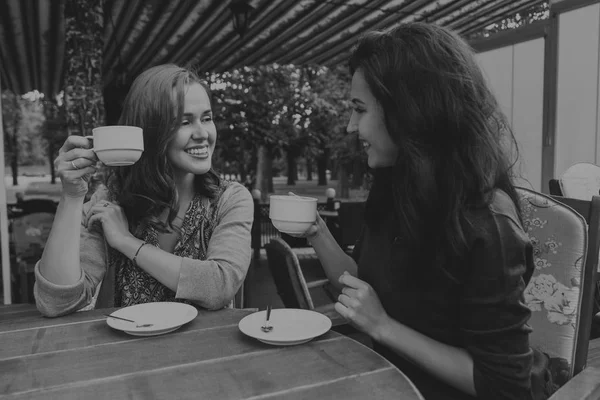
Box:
xmin=549 ymin=179 xmax=563 ymax=196
xmin=265 ymin=238 xmax=340 ymax=320
xmin=549 ymin=194 xmax=600 ymax=341
xmin=517 ymin=188 xmax=600 ymax=397
xmin=265 ymin=238 xmax=371 ymax=344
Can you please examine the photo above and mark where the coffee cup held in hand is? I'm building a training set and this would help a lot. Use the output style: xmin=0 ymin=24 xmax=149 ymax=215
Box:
xmin=87 ymin=126 xmax=144 ymax=166
xmin=269 ymin=195 xmax=318 ymax=234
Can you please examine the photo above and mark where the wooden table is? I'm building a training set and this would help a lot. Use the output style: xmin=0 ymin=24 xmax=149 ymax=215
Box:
xmin=0 ymin=305 xmax=423 ymax=400
xmin=550 ymin=338 xmax=600 ymax=399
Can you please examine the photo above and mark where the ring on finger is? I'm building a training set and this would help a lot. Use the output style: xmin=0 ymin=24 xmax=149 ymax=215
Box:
xmin=103 ymin=202 xmax=110 ymax=207
xmin=71 ymin=160 xmax=79 ymax=170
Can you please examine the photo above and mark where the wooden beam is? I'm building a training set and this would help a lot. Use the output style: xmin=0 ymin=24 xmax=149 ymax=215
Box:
xmin=299 ymin=0 xmax=435 ymax=66
xmin=211 ymin=0 xmax=327 ymax=72
xmin=267 ymin=0 xmax=395 ymax=66
xmin=256 ymin=1 xmax=391 ymax=67
xmin=193 ymin=0 xmax=294 ymax=72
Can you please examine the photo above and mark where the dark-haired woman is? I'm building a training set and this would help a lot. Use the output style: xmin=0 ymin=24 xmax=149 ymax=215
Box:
xmin=291 ymin=23 xmax=551 ymax=400
xmin=35 ymin=64 xmax=253 ymax=316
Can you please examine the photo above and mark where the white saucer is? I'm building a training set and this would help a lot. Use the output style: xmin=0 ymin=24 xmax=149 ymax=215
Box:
xmin=238 ymin=308 xmax=332 ymax=346
xmin=106 ymin=302 xmax=198 ymax=337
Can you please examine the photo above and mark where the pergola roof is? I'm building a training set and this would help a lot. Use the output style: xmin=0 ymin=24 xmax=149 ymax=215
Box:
xmin=0 ymin=0 xmax=545 ymax=96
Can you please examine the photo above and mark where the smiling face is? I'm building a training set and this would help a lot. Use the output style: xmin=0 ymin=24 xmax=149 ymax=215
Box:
xmin=167 ymin=83 xmax=216 ymax=179
xmin=347 ymin=69 xmax=399 ymax=169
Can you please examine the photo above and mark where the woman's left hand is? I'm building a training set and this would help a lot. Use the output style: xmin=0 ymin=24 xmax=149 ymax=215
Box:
xmin=335 ymin=271 xmax=390 ymax=340
xmin=87 ymin=201 xmax=133 ymax=250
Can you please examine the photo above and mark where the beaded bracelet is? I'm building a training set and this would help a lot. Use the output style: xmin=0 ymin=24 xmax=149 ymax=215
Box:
xmin=132 ymin=242 xmax=148 ymax=266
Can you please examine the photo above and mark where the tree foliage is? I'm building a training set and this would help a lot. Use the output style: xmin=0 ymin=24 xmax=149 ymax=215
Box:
xmin=207 ymin=63 xmax=355 ymax=187
xmin=2 ymin=91 xmax=47 ymax=166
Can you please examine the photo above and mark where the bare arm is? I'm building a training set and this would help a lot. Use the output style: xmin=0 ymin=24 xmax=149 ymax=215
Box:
xmin=104 ymin=183 xmax=253 ymax=309
xmin=38 ymin=196 xmax=85 ymax=284
xmin=38 ymin=136 xmax=98 ymax=285
xmin=306 ymin=215 xmax=357 ymax=290
xmin=374 ymin=315 xmax=476 ymax=395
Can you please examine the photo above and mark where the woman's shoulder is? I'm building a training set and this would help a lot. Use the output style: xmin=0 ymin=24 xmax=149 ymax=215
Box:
xmin=211 ymin=181 xmax=253 ymax=214
xmin=463 ymin=189 xmax=525 ymax=243
xmin=487 ymin=189 xmax=521 ymax=226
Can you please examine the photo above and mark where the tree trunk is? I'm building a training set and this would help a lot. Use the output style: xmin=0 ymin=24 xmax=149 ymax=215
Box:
xmin=316 ymin=148 xmax=329 ymax=186
xmin=306 ymin=157 xmax=313 ymax=181
xmin=338 ymin=166 xmax=350 ymax=198
xmin=11 ymin=131 xmax=18 ymax=185
xmin=49 ymin=144 xmax=56 ymax=184
xmin=352 ymin=159 xmax=364 ymax=188
xmin=256 ymin=145 xmax=273 ymax=201
xmin=286 ymin=149 xmax=296 ymax=186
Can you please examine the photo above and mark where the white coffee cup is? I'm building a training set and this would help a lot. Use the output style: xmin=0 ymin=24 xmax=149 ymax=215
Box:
xmin=269 ymin=195 xmax=318 ymax=234
xmin=86 ymin=126 xmax=144 ymax=166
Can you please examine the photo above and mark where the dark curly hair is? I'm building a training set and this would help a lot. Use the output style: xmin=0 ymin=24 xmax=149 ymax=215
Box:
xmin=349 ymin=23 xmax=521 ymax=269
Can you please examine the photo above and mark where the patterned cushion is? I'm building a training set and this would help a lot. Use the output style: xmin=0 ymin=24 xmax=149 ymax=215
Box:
xmin=517 ymin=188 xmax=588 ymax=383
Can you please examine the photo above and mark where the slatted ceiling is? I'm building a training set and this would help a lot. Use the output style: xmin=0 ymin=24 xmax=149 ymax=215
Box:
xmin=225 ymin=1 xmax=348 ymax=70
xmin=295 ymin=9 xmax=396 ymax=66
xmin=141 ymin=1 xmax=224 ymax=73
xmin=173 ymin=14 xmax=234 ymax=70
xmin=127 ymin=1 xmax=197 ymax=75
xmin=318 ymin=0 xmax=486 ymax=67
xmin=198 ymin=0 xmax=296 ymax=71
xmin=238 ymin=1 xmax=344 ymax=68
xmin=426 ymin=0 xmax=477 ymax=22
xmin=20 ymin=0 xmax=39 ymax=92
xmin=49 ymin=0 xmax=66 ymax=98
xmin=454 ymin=0 xmax=530 ymax=31
xmin=103 ymin=0 xmax=144 ymax=68
xmin=441 ymin=0 xmax=501 ymax=28
xmin=266 ymin=0 xmax=394 ymax=67
xmin=198 ymin=0 xmax=301 ymax=72
xmin=173 ymin=5 xmax=240 ymax=68
xmin=2 ymin=1 xmax=24 ymax=92
xmin=37 ymin=0 xmax=52 ymax=95
xmin=159 ymin=1 xmax=231 ymax=67
xmin=301 ymin=0 xmax=445 ymax=66
xmin=296 ymin=9 xmax=405 ymax=66
xmin=121 ymin=1 xmax=172 ymax=66
xmin=0 ymin=0 xmax=547 ymax=96
xmin=462 ymin=0 xmax=545 ymax=36
xmin=113 ymin=0 xmax=167 ymax=73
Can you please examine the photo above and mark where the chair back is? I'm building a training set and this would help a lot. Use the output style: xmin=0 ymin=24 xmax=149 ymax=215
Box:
xmin=517 ymin=187 xmax=599 ymax=383
xmin=559 ymin=162 xmax=600 ymax=200
xmin=549 ymin=179 xmax=563 ymax=196
xmin=265 ymin=238 xmax=314 ymax=310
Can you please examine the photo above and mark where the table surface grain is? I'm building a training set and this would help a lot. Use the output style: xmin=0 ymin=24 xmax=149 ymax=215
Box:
xmin=0 ymin=305 xmax=424 ymax=400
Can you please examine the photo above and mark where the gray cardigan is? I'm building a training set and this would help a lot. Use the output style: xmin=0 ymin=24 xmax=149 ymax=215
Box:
xmin=34 ymin=182 xmax=254 ymax=317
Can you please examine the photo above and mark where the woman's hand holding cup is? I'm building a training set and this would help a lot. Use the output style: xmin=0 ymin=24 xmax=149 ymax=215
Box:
xmin=284 ymin=213 xmax=327 ymax=241
xmin=270 ymin=192 xmax=327 ymax=241
xmin=55 ymin=135 xmax=99 ymax=199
